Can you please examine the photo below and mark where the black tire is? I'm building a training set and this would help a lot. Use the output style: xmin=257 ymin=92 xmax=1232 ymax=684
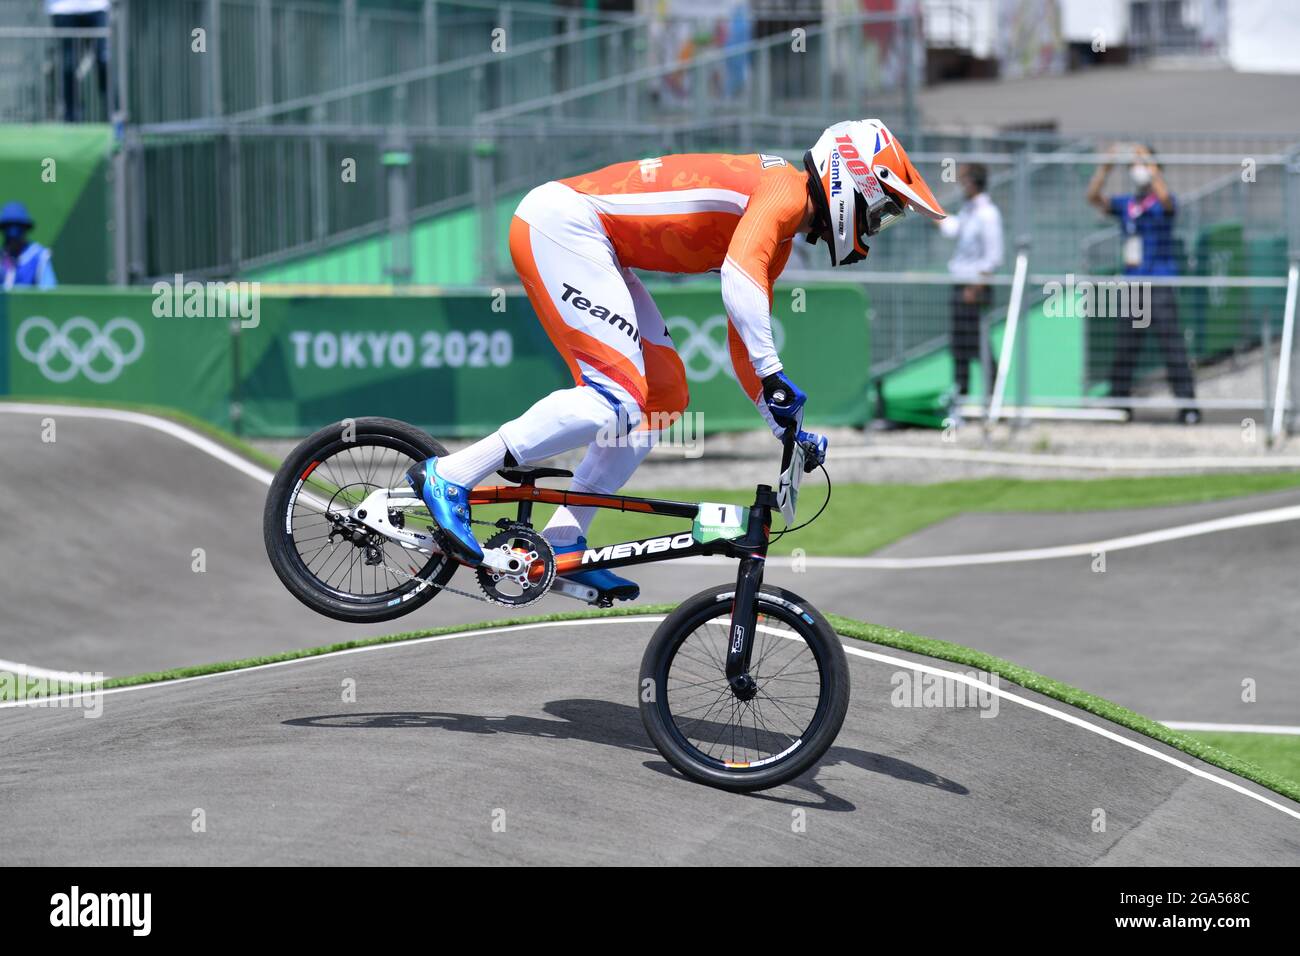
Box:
xmin=639 ymin=583 xmax=849 ymax=792
xmin=263 ymin=417 xmax=457 ymax=623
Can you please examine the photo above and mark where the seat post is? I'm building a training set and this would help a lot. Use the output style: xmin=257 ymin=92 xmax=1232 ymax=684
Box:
xmin=516 ymin=476 xmax=536 ymax=526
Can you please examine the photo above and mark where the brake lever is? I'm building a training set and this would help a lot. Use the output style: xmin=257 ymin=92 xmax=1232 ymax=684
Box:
xmin=799 ymin=434 xmax=828 ymax=474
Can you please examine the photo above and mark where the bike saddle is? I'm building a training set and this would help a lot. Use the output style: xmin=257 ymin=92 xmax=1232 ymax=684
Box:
xmin=497 ymin=465 xmax=573 ymax=485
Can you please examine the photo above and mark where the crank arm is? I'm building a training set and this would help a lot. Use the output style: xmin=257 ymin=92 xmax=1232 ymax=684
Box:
xmin=550 ymin=578 xmax=600 ymax=604
xmin=479 ymin=547 xmax=536 ymax=575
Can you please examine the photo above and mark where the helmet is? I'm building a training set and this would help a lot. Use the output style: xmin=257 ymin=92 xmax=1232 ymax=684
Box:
xmin=803 ymin=119 xmax=945 ymax=266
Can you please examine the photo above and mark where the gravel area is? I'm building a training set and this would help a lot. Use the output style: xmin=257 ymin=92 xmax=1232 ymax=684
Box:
xmin=251 ymin=414 xmax=1299 ymax=489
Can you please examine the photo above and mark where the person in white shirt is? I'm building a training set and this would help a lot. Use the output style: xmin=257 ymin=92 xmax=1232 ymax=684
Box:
xmin=46 ymin=0 xmax=111 ymax=122
xmin=934 ymin=164 xmax=1003 ymax=402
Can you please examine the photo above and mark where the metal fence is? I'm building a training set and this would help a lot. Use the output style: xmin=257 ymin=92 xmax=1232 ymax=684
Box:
xmin=1 ymin=0 xmax=637 ymax=125
xmin=773 ymin=140 xmax=1300 ymax=433
xmin=0 ymin=25 xmax=113 ymax=123
xmin=8 ymin=1 xmax=1299 ymax=435
xmin=116 ymin=9 xmax=920 ymax=283
xmin=473 ymin=11 xmax=917 ymax=136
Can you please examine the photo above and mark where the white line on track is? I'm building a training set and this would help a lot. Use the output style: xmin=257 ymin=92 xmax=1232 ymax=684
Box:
xmin=830 ymin=444 xmax=1300 ymax=472
xmin=4 ymin=617 xmax=1297 ymax=822
xmin=840 ymin=643 xmax=1300 ymax=821
xmin=1161 ymin=721 xmax=1300 ymax=736
xmin=0 ymin=402 xmax=276 ymax=487
xmin=6 ymin=402 xmax=1298 ymax=572
xmin=0 ymin=659 xmax=104 ymax=681
xmin=686 ymin=503 xmax=1300 ymax=570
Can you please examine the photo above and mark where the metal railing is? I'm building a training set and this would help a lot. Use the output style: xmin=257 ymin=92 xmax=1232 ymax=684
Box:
xmin=475 ymin=11 xmax=918 ymax=133
xmin=206 ymin=17 xmax=649 ymax=129
xmin=0 ymin=0 xmax=640 ymax=125
xmin=0 ymin=25 xmax=113 ymax=123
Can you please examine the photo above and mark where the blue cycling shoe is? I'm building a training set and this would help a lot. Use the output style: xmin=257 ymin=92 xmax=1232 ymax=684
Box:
xmin=405 ymin=457 xmax=484 ymax=567
xmin=552 ymin=536 xmax=640 ymax=603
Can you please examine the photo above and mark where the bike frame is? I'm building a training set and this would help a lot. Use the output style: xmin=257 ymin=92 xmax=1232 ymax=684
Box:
xmin=468 ymin=482 xmax=774 ymax=571
xmin=467 ymin=428 xmax=807 ymax=696
xmin=346 ymin=429 xmax=807 ymax=695
xmin=471 ymin=478 xmax=777 ymax=695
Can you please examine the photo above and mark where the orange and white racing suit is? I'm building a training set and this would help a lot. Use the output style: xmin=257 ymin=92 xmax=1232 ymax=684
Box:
xmin=503 ymin=152 xmax=806 ymax=445
xmin=497 ymin=153 xmax=808 ymax=539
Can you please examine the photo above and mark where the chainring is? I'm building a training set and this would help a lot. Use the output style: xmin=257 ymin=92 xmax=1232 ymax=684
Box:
xmin=475 ymin=524 xmax=556 ymax=606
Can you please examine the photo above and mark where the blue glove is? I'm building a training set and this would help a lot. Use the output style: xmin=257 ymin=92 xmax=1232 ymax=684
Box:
xmin=761 ymin=371 xmax=806 ymax=430
xmin=797 ymin=429 xmax=828 ymax=472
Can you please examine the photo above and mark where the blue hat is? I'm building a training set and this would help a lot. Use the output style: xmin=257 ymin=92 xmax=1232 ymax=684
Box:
xmin=0 ymin=201 xmax=34 ymax=229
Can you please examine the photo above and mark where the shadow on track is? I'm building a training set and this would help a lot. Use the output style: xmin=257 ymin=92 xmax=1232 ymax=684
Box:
xmin=283 ymin=698 xmax=968 ymax=809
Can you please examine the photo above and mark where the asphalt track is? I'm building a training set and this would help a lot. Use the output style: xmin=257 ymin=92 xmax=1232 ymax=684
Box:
xmin=2 ymin=619 xmax=1298 ymax=865
xmin=2 ymin=405 xmax=1299 ymax=864
xmin=3 ymin=406 xmax=1297 ymax=725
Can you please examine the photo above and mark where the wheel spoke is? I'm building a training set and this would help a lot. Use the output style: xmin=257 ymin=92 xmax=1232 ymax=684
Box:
xmin=663 ymin=604 xmax=826 ymax=770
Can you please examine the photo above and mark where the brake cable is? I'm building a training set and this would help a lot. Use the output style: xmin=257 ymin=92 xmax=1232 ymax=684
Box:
xmin=766 ymin=460 xmax=832 ymax=545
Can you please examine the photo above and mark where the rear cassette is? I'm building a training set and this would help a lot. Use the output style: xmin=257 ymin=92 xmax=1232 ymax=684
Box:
xmin=476 ymin=525 xmax=556 ymax=606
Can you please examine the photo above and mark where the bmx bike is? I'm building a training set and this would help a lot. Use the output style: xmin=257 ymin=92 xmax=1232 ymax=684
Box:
xmin=263 ymin=417 xmax=849 ymax=791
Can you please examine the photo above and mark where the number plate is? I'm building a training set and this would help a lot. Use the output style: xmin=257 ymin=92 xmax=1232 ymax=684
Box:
xmin=692 ymin=503 xmax=749 ymax=544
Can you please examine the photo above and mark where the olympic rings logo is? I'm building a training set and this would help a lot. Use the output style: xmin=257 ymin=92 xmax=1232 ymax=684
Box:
xmin=665 ymin=314 xmax=785 ymax=382
xmin=16 ymin=316 xmax=146 ymax=384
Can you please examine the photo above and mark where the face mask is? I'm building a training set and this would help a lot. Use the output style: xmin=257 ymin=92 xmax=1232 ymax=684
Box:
xmin=1130 ymin=164 xmax=1153 ymax=187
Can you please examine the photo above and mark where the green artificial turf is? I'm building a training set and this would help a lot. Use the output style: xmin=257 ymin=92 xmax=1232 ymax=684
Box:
xmin=1181 ymin=731 xmax=1300 ymax=792
xmin=476 ymin=472 xmax=1300 ymax=556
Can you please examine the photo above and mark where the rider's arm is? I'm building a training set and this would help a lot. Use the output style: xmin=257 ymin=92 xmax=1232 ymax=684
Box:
xmin=726 ymin=238 xmax=794 ymax=437
xmin=720 ymin=174 xmax=805 ymax=433
xmin=720 ymin=173 xmax=806 ymax=380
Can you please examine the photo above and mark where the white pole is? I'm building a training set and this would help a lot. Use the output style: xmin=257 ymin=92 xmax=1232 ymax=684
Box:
xmin=987 ymin=249 xmax=1029 ymax=426
xmin=1269 ymin=262 xmax=1299 ymax=445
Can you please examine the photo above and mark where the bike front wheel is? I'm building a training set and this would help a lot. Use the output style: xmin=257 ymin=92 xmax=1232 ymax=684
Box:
xmin=639 ymin=584 xmax=850 ymax=792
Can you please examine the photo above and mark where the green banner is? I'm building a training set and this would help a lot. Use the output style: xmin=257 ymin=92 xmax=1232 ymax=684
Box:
xmin=236 ymin=291 xmax=567 ymax=437
xmin=2 ymin=287 xmax=232 ymax=425
xmin=3 ymin=284 xmax=870 ymax=438
xmin=236 ymin=284 xmax=869 ymax=436
xmin=651 ymin=283 xmax=870 ymax=430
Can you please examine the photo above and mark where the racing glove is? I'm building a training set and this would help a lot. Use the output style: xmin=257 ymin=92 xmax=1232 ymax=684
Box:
xmin=761 ymin=371 xmax=807 ymax=430
xmin=761 ymin=372 xmax=828 ymax=472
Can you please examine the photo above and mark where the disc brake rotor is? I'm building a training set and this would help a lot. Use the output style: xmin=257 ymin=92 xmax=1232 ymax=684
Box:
xmin=475 ymin=525 xmax=556 ymax=606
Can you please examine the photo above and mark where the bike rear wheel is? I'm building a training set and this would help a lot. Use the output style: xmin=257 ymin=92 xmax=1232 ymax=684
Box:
xmin=262 ymin=417 xmax=457 ymax=623
xmin=639 ymin=584 xmax=849 ymax=792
